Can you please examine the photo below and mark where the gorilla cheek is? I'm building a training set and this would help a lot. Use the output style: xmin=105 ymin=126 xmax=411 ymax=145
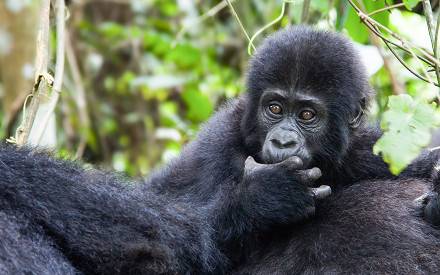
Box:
xmin=261 ymin=127 xmax=312 ymax=166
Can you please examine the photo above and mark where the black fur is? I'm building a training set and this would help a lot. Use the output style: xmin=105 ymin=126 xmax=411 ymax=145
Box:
xmin=0 ymin=26 xmax=439 ymax=274
xmin=233 ymin=178 xmax=440 ymax=274
xmin=422 ymin=161 xmax=440 ymax=226
xmin=0 ymin=146 xmax=224 ymax=274
xmin=0 ymin=211 xmax=78 ymax=274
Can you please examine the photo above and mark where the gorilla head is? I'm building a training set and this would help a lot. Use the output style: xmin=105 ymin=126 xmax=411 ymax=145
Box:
xmin=241 ymin=26 xmax=372 ymax=168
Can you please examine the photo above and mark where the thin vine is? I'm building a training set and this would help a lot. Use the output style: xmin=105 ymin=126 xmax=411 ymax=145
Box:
xmin=227 ymin=0 xmax=300 ymax=55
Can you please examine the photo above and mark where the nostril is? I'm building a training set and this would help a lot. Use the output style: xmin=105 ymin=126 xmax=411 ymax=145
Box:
xmin=270 ymin=139 xmax=283 ymax=148
xmin=271 ymin=139 xmax=296 ymax=149
xmin=282 ymin=140 xmax=296 ymax=148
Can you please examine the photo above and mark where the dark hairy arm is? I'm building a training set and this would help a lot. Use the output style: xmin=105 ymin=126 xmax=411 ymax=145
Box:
xmin=0 ymin=145 xmax=224 ymax=274
xmin=145 ymin=103 xmax=327 ymax=268
xmin=333 ymin=125 xmax=440 ymax=186
xmin=335 ymin=125 xmax=440 ymax=227
xmin=0 ymin=114 xmax=322 ymax=274
xmin=420 ymin=159 xmax=440 ymax=226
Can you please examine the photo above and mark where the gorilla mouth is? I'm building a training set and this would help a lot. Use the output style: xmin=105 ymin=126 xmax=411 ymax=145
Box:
xmin=261 ymin=150 xmax=312 ymax=168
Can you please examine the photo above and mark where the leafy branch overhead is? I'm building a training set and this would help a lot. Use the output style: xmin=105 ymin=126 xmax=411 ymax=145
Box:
xmin=227 ymin=0 xmax=440 ymax=174
xmin=374 ymin=95 xmax=440 ymax=174
xmin=403 ymin=0 xmax=423 ymax=10
xmin=345 ymin=0 xmax=440 ymax=174
xmin=4 ymin=0 xmax=440 ymax=175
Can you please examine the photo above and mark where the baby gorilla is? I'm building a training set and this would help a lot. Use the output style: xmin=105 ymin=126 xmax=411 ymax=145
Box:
xmin=0 ymin=26 xmax=440 ymax=274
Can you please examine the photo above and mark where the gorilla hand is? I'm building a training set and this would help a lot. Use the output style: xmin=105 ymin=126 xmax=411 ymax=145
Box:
xmin=422 ymin=193 xmax=440 ymax=226
xmin=241 ymin=156 xmax=331 ymax=229
xmin=419 ymin=164 xmax=440 ymax=226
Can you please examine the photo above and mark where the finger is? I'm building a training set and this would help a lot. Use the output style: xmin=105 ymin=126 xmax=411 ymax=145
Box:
xmin=309 ymin=185 xmax=332 ymax=199
xmin=244 ymin=156 xmax=268 ymax=175
xmin=245 ymin=156 xmax=258 ymax=169
xmin=278 ymin=156 xmax=303 ymax=171
xmin=297 ymin=167 xmax=322 ymax=183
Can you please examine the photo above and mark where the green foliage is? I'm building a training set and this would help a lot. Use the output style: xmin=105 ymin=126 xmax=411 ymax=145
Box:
xmin=402 ymin=0 xmax=421 ymax=10
xmin=182 ymin=89 xmax=213 ymax=123
xmin=64 ymin=0 xmax=247 ymax=175
xmin=167 ymin=44 xmax=201 ymax=68
xmin=31 ymin=0 xmax=435 ymax=176
xmin=345 ymin=0 xmax=389 ymax=43
xmin=373 ymin=95 xmax=440 ymax=174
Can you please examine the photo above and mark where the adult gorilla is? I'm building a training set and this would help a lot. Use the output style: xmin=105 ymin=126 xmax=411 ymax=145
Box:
xmin=0 ymin=26 xmax=439 ymax=274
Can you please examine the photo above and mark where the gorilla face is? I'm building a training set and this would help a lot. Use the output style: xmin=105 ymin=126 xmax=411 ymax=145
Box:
xmin=258 ymin=89 xmax=328 ymax=166
xmin=240 ymin=26 xmax=372 ymax=169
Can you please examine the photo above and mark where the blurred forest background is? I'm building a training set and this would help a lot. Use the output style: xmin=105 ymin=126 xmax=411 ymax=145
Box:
xmin=0 ymin=0 xmax=439 ymax=176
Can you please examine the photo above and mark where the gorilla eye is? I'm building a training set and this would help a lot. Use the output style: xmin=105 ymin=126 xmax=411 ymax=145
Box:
xmin=299 ymin=110 xmax=315 ymax=120
xmin=268 ymin=104 xmax=282 ymax=115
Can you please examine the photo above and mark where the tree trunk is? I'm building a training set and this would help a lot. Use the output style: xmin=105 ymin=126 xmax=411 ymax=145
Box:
xmin=0 ymin=1 xmax=39 ymax=137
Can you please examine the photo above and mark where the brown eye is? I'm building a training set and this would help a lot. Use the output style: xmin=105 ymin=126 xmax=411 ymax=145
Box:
xmin=299 ymin=110 xmax=315 ymax=120
xmin=269 ymin=104 xmax=282 ymax=115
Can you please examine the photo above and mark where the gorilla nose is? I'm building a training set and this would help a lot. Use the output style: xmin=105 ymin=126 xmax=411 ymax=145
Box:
xmin=271 ymin=137 xmax=297 ymax=149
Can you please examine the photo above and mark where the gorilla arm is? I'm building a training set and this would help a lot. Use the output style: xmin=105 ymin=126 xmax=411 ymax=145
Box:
xmin=334 ymin=127 xmax=440 ymax=227
xmin=144 ymin=101 xmax=331 ymax=266
xmin=0 ymin=120 xmax=327 ymax=274
xmin=329 ymin=125 xmax=440 ymax=187
xmin=0 ymin=145 xmax=224 ymax=274
xmin=214 ymin=156 xmax=325 ymax=241
xmin=417 ymin=159 xmax=440 ymax=226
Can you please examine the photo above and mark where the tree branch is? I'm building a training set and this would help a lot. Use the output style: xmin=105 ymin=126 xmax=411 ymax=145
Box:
xmin=14 ymin=0 xmax=51 ymax=146
xmin=348 ymin=0 xmax=440 ymax=86
xmin=65 ymin=31 xmax=90 ymax=158
xmin=422 ymin=0 xmax=440 ymax=95
xmin=35 ymin=0 xmax=66 ymax=144
xmin=301 ymin=0 xmax=311 ymax=23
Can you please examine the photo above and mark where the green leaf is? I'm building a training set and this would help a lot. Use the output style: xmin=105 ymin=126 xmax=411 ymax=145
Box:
xmin=310 ymin=0 xmax=330 ymax=14
xmin=159 ymin=1 xmax=178 ymax=16
xmin=98 ymin=22 xmax=125 ymax=39
xmin=402 ymin=0 xmax=421 ymax=10
xmin=182 ymin=89 xmax=213 ymax=123
xmin=167 ymin=44 xmax=201 ymax=68
xmin=364 ymin=1 xmax=389 ymax=26
xmin=345 ymin=5 xmax=369 ymax=43
xmin=374 ymin=95 xmax=440 ymax=174
xmin=142 ymin=32 xmax=172 ymax=56
xmin=159 ymin=102 xmax=179 ymax=127
xmin=345 ymin=0 xmax=390 ymax=44
xmin=116 ymin=71 xmax=136 ymax=94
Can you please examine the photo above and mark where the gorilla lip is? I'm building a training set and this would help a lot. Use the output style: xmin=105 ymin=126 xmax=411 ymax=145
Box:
xmin=263 ymin=154 xmax=311 ymax=168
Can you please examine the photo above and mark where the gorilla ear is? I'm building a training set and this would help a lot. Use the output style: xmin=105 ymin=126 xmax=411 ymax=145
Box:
xmin=349 ymin=97 xmax=367 ymax=129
